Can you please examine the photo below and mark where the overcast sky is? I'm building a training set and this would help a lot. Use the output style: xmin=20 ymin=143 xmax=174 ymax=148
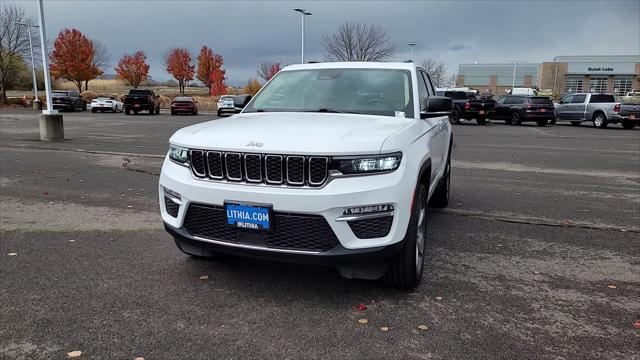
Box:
xmin=8 ymin=0 xmax=640 ymax=86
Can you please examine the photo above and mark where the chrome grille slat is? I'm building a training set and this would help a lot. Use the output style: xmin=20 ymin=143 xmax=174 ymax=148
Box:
xmin=189 ymin=151 xmax=327 ymax=187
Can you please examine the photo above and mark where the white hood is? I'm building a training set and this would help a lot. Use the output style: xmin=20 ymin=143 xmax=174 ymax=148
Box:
xmin=169 ymin=112 xmax=414 ymax=155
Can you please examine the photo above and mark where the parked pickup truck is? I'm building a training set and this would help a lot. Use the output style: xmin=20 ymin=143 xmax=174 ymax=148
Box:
xmin=618 ymin=103 xmax=639 ymax=129
xmin=554 ymin=93 xmax=624 ymax=129
xmin=123 ymin=89 xmax=160 ymax=115
xmin=159 ymin=62 xmax=454 ymax=288
xmin=443 ymin=91 xmax=495 ymax=125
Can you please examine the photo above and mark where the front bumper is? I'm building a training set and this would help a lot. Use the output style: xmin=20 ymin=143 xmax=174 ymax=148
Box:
xmin=461 ymin=110 xmax=495 ymax=119
xmin=158 ymin=156 xmax=414 ymax=254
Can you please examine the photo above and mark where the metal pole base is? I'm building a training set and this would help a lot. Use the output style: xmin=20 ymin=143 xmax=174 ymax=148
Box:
xmin=33 ymin=100 xmax=42 ymax=110
xmin=39 ymin=114 xmax=64 ymax=141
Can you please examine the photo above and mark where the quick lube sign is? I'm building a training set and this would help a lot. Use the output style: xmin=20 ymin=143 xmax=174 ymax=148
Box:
xmin=567 ymin=62 xmax=636 ymax=75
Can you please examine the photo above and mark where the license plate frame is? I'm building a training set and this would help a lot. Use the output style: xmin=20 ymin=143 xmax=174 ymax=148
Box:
xmin=479 ymin=110 xmax=485 ymax=115
xmin=630 ymin=114 xmax=636 ymax=119
xmin=224 ymin=201 xmax=273 ymax=232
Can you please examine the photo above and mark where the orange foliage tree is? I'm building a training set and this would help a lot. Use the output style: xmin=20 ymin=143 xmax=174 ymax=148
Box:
xmin=257 ymin=62 xmax=281 ymax=82
xmin=165 ymin=48 xmax=194 ymax=94
xmin=242 ymin=78 xmax=262 ymax=96
xmin=115 ymin=51 xmax=149 ymax=89
xmin=49 ymin=29 xmax=101 ymax=92
xmin=210 ymin=69 xmax=227 ymax=97
xmin=196 ymin=46 xmax=224 ymax=95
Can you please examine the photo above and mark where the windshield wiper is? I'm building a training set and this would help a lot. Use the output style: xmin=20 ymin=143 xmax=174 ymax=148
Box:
xmin=306 ymin=108 xmax=355 ymax=114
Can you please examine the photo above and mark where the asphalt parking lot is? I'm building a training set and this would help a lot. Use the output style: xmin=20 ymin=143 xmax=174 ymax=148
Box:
xmin=1 ymin=109 xmax=639 ymax=359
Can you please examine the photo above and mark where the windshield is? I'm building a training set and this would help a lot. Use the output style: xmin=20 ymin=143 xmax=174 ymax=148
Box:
xmin=443 ymin=91 xmax=468 ymax=100
xmin=244 ymin=68 xmax=414 ymax=118
xmin=52 ymin=91 xmax=68 ymax=96
xmin=528 ymin=97 xmax=553 ymax=105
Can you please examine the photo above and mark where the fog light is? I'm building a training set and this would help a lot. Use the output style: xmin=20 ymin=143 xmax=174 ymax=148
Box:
xmin=164 ymin=187 xmax=181 ymax=200
xmin=343 ymin=204 xmax=394 ymax=215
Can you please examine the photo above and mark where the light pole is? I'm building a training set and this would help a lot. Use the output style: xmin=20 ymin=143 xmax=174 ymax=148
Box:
xmin=293 ymin=8 xmax=311 ymax=64
xmin=15 ymin=22 xmax=40 ymax=109
xmin=509 ymin=61 xmax=529 ymax=92
xmin=407 ymin=42 xmax=416 ymax=61
xmin=36 ymin=0 xmax=63 ymax=141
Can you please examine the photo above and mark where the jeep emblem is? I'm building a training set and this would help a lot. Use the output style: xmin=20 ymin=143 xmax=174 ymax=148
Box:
xmin=246 ymin=141 xmax=263 ymax=147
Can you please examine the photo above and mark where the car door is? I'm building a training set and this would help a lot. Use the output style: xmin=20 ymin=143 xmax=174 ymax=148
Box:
xmin=555 ymin=95 xmax=572 ymax=119
xmin=569 ymin=94 xmax=587 ymax=120
xmin=494 ymin=96 xmax=507 ymax=119
xmin=420 ymin=71 xmax=447 ymax=184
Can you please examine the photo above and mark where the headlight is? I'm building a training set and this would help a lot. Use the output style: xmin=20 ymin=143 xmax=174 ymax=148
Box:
xmin=168 ymin=144 xmax=188 ymax=163
xmin=330 ymin=152 xmax=402 ymax=174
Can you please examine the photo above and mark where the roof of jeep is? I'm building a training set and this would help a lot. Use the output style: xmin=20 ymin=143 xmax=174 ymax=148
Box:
xmin=282 ymin=62 xmax=416 ymax=72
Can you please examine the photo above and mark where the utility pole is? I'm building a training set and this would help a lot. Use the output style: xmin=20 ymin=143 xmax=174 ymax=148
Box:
xmin=36 ymin=0 xmax=63 ymax=141
xmin=293 ymin=8 xmax=312 ymax=64
xmin=15 ymin=22 xmax=40 ymax=110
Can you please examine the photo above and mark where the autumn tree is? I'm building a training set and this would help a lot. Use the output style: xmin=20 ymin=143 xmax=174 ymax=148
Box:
xmin=50 ymin=29 xmax=101 ymax=92
xmin=165 ymin=48 xmax=194 ymax=94
xmin=257 ymin=62 xmax=281 ymax=82
xmin=242 ymin=78 xmax=262 ymax=96
xmin=196 ymin=46 xmax=224 ymax=94
xmin=83 ymin=39 xmax=109 ymax=90
xmin=210 ymin=68 xmax=227 ymax=96
xmin=323 ymin=22 xmax=395 ymax=62
xmin=421 ymin=58 xmax=447 ymax=87
xmin=0 ymin=3 xmax=38 ymax=103
xmin=115 ymin=51 xmax=149 ymax=88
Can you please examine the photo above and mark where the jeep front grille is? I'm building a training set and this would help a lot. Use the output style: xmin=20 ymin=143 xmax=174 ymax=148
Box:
xmin=189 ymin=150 xmax=329 ymax=187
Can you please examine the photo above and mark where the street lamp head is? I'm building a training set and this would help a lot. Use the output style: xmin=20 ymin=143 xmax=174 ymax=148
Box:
xmin=407 ymin=42 xmax=416 ymax=46
xmin=293 ymin=8 xmax=312 ymax=15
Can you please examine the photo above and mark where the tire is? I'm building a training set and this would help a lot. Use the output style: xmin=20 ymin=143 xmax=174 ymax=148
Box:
xmin=156 ymin=107 xmax=160 ymax=115
xmin=82 ymin=103 xmax=87 ymax=111
xmin=548 ymin=118 xmax=556 ymax=125
xmin=134 ymin=110 xmax=138 ymax=115
xmin=592 ymin=112 xmax=607 ymax=128
xmin=217 ymin=110 xmax=222 ymax=117
xmin=510 ymin=112 xmax=521 ymax=125
xmin=193 ymin=109 xmax=197 ymax=115
xmin=536 ymin=119 xmax=547 ymax=127
xmin=476 ymin=117 xmax=487 ymax=125
xmin=91 ymin=109 xmax=97 ymax=113
xmin=174 ymin=238 xmax=219 ymax=259
xmin=171 ymin=110 xmax=176 ymax=116
xmin=125 ymin=109 xmax=130 ymax=115
xmin=430 ymin=151 xmax=450 ymax=208
xmin=450 ymin=109 xmax=461 ymax=124
xmin=570 ymin=121 xmax=581 ymax=126
xmin=622 ymin=120 xmax=637 ymax=129
xmin=384 ymin=183 xmax=427 ymax=289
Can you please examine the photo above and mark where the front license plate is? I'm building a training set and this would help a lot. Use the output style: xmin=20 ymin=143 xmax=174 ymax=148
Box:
xmin=630 ymin=115 xmax=636 ymax=119
xmin=540 ymin=108 xmax=547 ymax=112
xmin=225 ymin=202 xmax=271 ymax=231
xmin=134 ymin=104 xmax=140 ymax=107
xmin=479 ymin=110 xmax=485 ymax=115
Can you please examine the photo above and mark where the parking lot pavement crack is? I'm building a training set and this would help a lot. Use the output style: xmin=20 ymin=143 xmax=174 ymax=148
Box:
xmin=432 ymin=208 xmax=640 ymax=233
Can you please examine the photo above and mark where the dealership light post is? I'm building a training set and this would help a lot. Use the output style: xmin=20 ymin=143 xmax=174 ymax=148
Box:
xmin=509 ymin=61 xmax=529 ymax=91
xmin=407 ymin=42 xmax=416 ymax=61
xmin=293 ymin=8 xmax=311 ymax=64
xmin=36 ymin=0 xmax=63 ymax=141
xmin=15 ymin=22 xmax=40 ymax=110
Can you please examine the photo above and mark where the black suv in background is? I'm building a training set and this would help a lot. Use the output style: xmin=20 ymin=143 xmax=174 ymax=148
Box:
xmin=494 ymin=95 xmax=554 ymax=126
xmin=52 ymin=90 xmax=86 ymax=112
xmin=123 ymin=89 xmax=160 ymax=115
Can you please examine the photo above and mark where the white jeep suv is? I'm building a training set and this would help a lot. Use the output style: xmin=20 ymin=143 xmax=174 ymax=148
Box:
xmin=159 ymin=62 xmax=453 ymax=288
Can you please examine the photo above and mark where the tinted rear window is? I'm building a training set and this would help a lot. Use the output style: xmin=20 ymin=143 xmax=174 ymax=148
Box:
xmin=590 ymin=94 xmax=615 ymax=103
xmin=527 ymin=97 xmax=553 ymax=105
xmin=129 ymin=90 xmax=152 ymax=95
xmin=443 ymin=91 xmax=468 ymax=100
xmin=53 ymin=91 xmax=69 ymax=96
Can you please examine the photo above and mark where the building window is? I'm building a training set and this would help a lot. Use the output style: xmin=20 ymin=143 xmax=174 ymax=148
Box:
xmin=613 ymin=76 xmax=633 ymax=96
xmin=589 ymin=76 xmax=608 ymax=93
xmin=565 ymin=76 xmax=583 ymax=93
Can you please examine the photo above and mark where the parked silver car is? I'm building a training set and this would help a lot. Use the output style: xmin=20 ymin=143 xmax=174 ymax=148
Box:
xmin=554 ymin=93 xmax=622 ymax=128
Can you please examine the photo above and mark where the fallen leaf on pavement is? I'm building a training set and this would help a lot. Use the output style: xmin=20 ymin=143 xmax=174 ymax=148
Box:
xmin=418 ymin=325 xmax=428 ymax=331
xmin=380 ymin=326 xmax=389 ymax=332
xmin=355 ymin=303 xmax=367 ymax=311
xmin=533 ymin=271 xmax=540 ymax=274
xmin=67 ymin=350 xmax=82 ymax=358
xmin=199 ymin=275 xmax=209 ymax=280
xmin=43 ymin=192 xmax=49 ymax=196
xmin=8 ymin=252 xmax=17 ymax=256
xmin=357 ymin=318 xmax=368 ymax=324
xmin=633 ymin=319 xmax=640 ymax=329
xmin=607 ymin=284 xmax=617 ymax=289
xmin=435 ymin=296 xmax=443 ymax=301
xmin=560 ymin=219 xmax=573 ymax=225
xmin=134 ymin=357 xmax=145 ymax=360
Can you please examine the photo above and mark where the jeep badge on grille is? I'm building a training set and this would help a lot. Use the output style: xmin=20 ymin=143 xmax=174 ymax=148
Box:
xmin=246 ymin=141 xmax=263 ymax=147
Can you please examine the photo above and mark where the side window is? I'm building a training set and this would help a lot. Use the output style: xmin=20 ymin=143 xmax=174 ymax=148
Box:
xmin=417 ymin=71 xmax=429 ymax=110
xmin=514 ymin=96 xmax=525 ymax=104
xmin=496 ymin=96 xmax=505 ymax=104
xmin=572 ymin=95 xmax=586 ymax=103
xmin=561 ymin=95 xmax=572 ymax=104
xmin=504 ymin=96 xmax=514 ymax=104
xmin=421 ymin=71 xmax=435 ymax=96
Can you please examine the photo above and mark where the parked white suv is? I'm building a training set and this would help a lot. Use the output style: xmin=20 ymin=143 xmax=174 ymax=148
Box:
xmin=159 ymin=62 xmax=453 ymax=288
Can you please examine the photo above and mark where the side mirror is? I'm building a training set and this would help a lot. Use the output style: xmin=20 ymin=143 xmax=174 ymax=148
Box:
xmin=420 ymin=96 xmax=453 ymax=119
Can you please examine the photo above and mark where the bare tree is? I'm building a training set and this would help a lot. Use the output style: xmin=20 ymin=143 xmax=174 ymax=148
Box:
xmin=257 ymin=62 xmax=281 ymax=82
xmin=83 ymin=39 xmax=109 ymax=91
xmin=446 ymin=73 xmax=458 ymax=88
xmin=323 ymin=22 xmax=395 ymax=62
xmin=0 ymin=3 xmax=37 ymax=103
xmin=421 ymin=58 xmax=447 ymax=87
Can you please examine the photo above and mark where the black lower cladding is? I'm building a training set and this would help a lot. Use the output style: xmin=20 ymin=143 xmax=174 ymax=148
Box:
xmin=183 ymin=203 xmax=340 ymax=252
xmin=164 ymin=196 xmax=180 ymax=217
xmin=348 ymin=216 xmax=393 ymax=239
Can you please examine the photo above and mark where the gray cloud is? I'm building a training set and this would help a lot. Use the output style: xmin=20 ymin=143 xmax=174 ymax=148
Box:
xmin=9 ymin=0 xmax=640 ymax=86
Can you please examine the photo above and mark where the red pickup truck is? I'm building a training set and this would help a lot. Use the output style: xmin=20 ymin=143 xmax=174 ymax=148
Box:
xmin=123 ymin=89 xmax=160 ymax=115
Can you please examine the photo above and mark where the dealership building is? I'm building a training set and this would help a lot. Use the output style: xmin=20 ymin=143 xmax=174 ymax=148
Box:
xmin=457 ymin=55 xmax=640 ymax=98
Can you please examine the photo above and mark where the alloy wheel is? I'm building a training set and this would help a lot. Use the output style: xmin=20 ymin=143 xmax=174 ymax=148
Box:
xmin=415 ymin=193 xmax=426 ymax=275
